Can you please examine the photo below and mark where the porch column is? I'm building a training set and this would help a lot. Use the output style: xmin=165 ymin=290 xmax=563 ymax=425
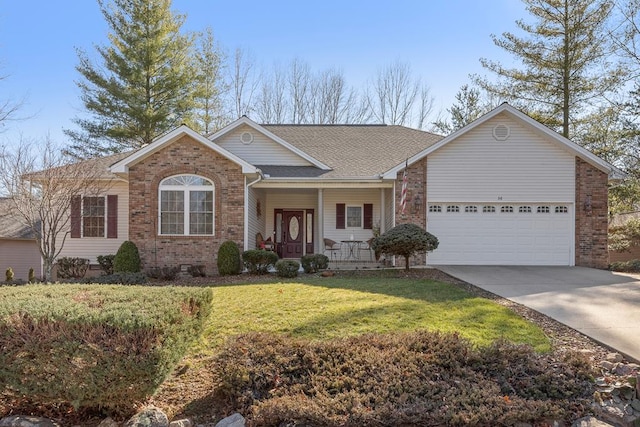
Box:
xmin=318 ymin=189 xmax=324 ymax=254
xmin=380 ymin=188 xmax=386 ymax=234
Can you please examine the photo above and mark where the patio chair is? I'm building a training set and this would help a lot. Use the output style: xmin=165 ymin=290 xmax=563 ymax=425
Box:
xmin=358 ymin=237 xmax=375 ymax=261
xmin=323 ymin=238 xmax=342 ymax=261
xmin=256 ymin=232 xmax=275 ymax=251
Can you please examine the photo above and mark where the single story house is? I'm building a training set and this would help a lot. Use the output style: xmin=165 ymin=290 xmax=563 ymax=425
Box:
xmin=50 ymin=103 xmax=614 ymax=273
xmin=0 ymin=198 xmax=42 ymax=280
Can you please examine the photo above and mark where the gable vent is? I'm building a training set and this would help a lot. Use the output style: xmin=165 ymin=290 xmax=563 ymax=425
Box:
xmin=493 ymin=124 xmax=510 ymax=141
xmin=240 ymin=131 xmax=254 ymax=144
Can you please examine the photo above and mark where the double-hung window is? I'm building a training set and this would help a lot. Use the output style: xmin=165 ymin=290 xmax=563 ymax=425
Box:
xmin=159 ymin=175 xmax=214 ymax=235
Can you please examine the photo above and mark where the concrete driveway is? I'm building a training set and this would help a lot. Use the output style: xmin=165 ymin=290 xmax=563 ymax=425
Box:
xmin=435 ymin=266 xmax=640 ymax=362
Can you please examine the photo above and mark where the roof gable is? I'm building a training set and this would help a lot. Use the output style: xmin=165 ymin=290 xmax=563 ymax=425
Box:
xmin=208 ymin=117 xmax=330 ymax=170
xmin=110 ymin=125 xmax=258 ymax=174
xmin=264 ymin=124 xmax=442 ymax=179
xmin=383 ymin=103 xmax=616 ymax=179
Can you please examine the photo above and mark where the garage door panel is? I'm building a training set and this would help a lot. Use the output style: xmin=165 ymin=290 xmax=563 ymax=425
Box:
xmin=427 ymin=203 xmax=572 ymax=265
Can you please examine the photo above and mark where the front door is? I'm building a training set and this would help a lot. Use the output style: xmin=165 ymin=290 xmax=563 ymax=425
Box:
xmin=282 ymin=210 xmax=304 ymax=258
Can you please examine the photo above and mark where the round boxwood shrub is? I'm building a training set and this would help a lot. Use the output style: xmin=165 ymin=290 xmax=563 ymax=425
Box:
xmin=217 ymin=241 xmax=242 ymax=276
xmin=275 ymin=260 xmax=300 ymax=278
xmin=242 ymin=249 xmax=278 ymax=274
xmin=301 ymin=254 xmax=329 ymax=273
xmin=113 ymin=241 xmax=141 ymax=273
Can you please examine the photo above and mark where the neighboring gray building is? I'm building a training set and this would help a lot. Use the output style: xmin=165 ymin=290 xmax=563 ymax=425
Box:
xmin=0 ymin=198 xmax=41 ymax=280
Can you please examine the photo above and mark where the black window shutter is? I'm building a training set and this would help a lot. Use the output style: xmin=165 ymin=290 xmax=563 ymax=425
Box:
xmin=336 ymin=203 xmax=345 ymax=229
xmin=107 ymin=195 xmax=118 ymax=238
xmin=363 ymin=203 xmax=373 ymax=229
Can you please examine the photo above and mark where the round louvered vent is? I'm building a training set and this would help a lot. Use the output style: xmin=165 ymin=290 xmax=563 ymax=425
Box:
xmin=240 ymin=131 xmax=254 ymax=144
xmin=493 ymin=124 xmax=510 ymax=141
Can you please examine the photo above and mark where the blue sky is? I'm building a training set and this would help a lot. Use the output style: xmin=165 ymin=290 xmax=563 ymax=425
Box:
xmin=0 ymin=0 xmax=525 ymax=146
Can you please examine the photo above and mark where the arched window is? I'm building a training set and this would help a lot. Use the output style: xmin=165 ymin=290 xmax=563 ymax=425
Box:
xmin=159 ymin=175 xmax=214 ymax=235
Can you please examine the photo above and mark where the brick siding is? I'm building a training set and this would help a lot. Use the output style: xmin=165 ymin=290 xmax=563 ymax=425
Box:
xmin=128 ymin=135 xmax=244 ymax=275
xmin=575 ymin=157 xmax=609 ymax=268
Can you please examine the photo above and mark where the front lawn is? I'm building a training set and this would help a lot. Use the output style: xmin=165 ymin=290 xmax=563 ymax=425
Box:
xmin=153 ymin=272 xmax=562 ymax=424
xmin=200 ymin=276 xmax=550 ymax=353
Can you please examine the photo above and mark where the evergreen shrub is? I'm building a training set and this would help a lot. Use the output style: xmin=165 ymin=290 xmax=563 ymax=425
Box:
xmin=0 ymin=284 xmax=212 ymax=415
xmin=113 ymin=241 xmax=141 ymax=273
xmin=300 ymin=254 xmax=329 ymax=273
xmin=275 ymin=259 xmax=300 ymax=278
xmin=217 ymin=241 xmax=242 ymax=276
xmin=243 ymin=249 xmax=278 ymax=274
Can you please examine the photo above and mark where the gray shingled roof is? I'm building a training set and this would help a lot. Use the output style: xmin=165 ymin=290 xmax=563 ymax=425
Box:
xmin=0 ymin=198 xmax=37 ymax=240
xmin=263 ymin=124 xmax=443 ymax=178
xmin=256 ymin=165 xmax=330 ymax=178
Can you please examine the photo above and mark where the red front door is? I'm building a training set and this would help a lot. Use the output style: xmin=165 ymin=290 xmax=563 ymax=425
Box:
xmin=282 ymin=211 xmax=304 ymax=258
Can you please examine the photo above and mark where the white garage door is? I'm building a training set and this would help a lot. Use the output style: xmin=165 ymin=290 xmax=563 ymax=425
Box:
xmin=426 ymin=203 xmax=573 ymax=265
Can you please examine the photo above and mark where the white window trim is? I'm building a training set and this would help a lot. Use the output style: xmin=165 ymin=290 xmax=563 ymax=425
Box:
xmin=346 ymin=205 xmax=363 ymax=229
xmin=158 ymin=174 xmax=215 ymax=236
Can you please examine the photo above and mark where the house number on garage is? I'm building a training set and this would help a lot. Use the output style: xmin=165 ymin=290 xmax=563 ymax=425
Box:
xmin=497 ymin=196 xmax=502 ymax=200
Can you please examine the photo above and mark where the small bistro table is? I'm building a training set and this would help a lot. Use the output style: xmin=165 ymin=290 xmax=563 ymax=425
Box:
xmin=341 ymin=240 xmax=363 ymax=261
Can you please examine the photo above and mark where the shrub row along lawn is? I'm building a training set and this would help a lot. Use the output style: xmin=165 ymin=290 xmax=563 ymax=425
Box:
xmin=174 ymin=276 xmax=594 ymax=425
xmin=0 ymin=284 xmax=212 ymax=415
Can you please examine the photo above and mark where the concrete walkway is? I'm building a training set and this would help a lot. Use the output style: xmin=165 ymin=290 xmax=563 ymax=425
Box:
xmin=435 ymin=266 xmax=640 ymax=362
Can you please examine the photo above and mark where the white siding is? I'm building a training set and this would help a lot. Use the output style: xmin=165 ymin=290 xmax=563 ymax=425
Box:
xmin=0 ymin=239 xmax=41 ymax=280
xmin=216 ymin=124 xmax=312 ymax=166
xmin=58 ymin=181 xmax=130 ymax=263
xmin=247 ymin=186 xmax=265 ymax=250
xmin=427 ymin=113 xmax=575 ymax=203
xmin=323 ymin=189 xmax=381 ymax=242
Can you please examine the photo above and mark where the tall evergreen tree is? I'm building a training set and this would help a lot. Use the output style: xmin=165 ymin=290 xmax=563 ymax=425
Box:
xmin=474 ymin=0 xmax=624 ymax=138
xmin=64 ymin=0 xmax=194 ymax=158
xmin=192 ymin=27 xmax=227 ymax=134
xmin=432 ymin=84 xmax=493 ymax=134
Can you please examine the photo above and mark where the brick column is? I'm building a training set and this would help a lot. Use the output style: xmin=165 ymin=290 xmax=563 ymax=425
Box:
xmin=575 ymin=157 xmax=609 ymax=268
xmin=393 ymin=157 xmax=428 ymax=266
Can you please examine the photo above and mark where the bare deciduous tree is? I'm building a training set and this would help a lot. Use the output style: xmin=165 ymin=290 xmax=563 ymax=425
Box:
xmin=229 ymin=47 xmax=260 ymax=119
xmin=0 ymin=138 xmax=112 ymax=281
xmin=365 ymin=61 xmax=433 ymax=127
xmin=288 ymin=58 xmax=312 ymax=124
xmin=255 ymin=63 xmax=288 ymax=123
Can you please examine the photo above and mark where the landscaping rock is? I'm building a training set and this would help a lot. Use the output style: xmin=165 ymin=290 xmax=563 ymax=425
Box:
xmin=605 ymin=353 xmax=624 ymax=363
xmin=214 ymin=413 xmax=244 ymax=427
xmin=98 ymin=418 xmax=120 ymax=427
xmin=124 ymin=406 xmax=169 ymax=427
xmin=600 ymin=360 xmax=615 ymax=372
xmin=169 ymin=420 xmax=192 ymax=427
xmin=0 ymin=416 xmax=60 ymax=427
xmin=615 ymin=363 xmax=638 ymax=376
xmin=571 ymin=416 xmax=616 ymax=427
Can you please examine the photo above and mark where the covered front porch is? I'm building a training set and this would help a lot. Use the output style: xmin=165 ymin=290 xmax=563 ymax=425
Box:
xmin=245 ymin=185 xmax=396 ymax=262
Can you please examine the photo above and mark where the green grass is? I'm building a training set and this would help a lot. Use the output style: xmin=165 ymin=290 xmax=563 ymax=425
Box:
xmin=199 ymin=276 xmax=550 ymax=354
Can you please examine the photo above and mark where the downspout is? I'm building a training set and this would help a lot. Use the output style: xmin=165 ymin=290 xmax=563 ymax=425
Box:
xmin=244 ymin=169 xmax=263 ymax=250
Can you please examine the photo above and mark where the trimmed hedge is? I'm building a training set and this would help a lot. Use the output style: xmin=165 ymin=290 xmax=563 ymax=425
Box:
xmin=242 ymin=249 xmax=278 ymax=274
xmin=275 ymin=260 xmax=300 ymax=278
xmin=56 ymin=257 xmax=89 ymax=279
xmin=0 ymin=284 xmax=212 ymax=415
xmin=217 ymin=241 xmax=242 ymax=276
xmin=113 ymin=241 xmax=141 ymax=273
xmin=214 ymin=332 xmax=595 ymax=426
xmin=300 ymin=254 xmax=329 ymax=273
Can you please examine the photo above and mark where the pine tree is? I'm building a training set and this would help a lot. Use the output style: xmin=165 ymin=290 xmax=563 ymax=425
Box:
xmin=432 ymin=84 xmax=493 ymax=134
xmin=64 ymin=0 xmax=195 ymax=158
xmin=474 ymin=0 xmax=624 ymax=138
xmin=191 ymin=27 xmax=228 ymax=134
